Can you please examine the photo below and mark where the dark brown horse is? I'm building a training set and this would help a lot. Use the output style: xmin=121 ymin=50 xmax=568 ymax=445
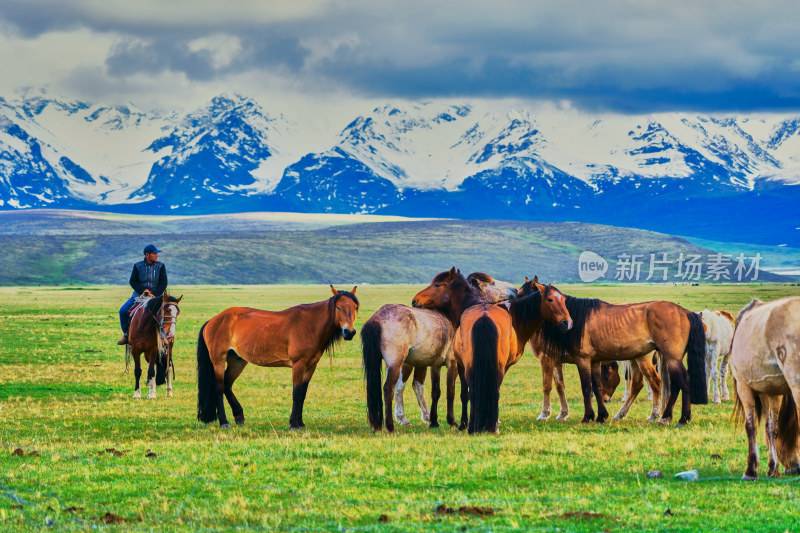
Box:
xmin=197 ymin=286 xmax=359 ymax=429
xmin=127 ymin=292 xmax=182 ymax=399
xmin=412 ymin=268 xmax=572 ymax=433
xmin=534 ymin=291 xmax=708 ymax=425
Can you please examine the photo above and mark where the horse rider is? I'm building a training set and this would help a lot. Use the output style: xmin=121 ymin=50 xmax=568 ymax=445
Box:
xmin=117 ymin=244 xmax=168 ymax=345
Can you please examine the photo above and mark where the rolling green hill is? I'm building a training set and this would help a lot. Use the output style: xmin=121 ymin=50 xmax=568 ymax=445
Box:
xmin=0 ymin=210 xmax=793 ymax=285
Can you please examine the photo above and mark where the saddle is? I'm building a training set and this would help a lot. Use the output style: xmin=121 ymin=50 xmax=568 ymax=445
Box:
xmin=129 ymin=295 xmax=154 ymax=318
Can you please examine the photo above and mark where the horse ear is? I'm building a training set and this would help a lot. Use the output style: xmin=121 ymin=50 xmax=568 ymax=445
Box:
xmin=351 ymin=286 xmax=357 ymax=294
xmin=176 ymin=295 xmax=183 ymax=303
xmin=449 ymin=266 xmax=456 ymax=277
xmin=330 ymin=284 xmax=338 ymax=296
xmin=532 ymin=275 xmax=539 ymax=285
xmin=163 ymin=292 xmax=168 ymax=301
xmin=524 ymin=276 xmax=529 ymax=283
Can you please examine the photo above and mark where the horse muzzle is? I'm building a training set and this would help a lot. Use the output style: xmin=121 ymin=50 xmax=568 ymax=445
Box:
xmin=342 ymin=328 xmax=356 ymax=341
xmin=560 ymin=320 xmax=573 ymax=332
xmin=411 ymin=299 xmax=420 ymax=308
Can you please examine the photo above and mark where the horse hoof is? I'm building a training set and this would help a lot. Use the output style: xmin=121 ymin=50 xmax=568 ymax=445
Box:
xmin=429 ymin=421 xmax=440 ymax=429
xmin=741 ymin=474 xmax=757 ymax=481
xmin=613 ymin=414 xmax=623 ymax=421
xmin=133 ymin=391 xmax=141 ymax=399
xmin=235 ymin=418 xmax=245 ymax=426
xmin=220 ymin=423 xmax=231 ymax=429
xmin=399 ymin=418 xmax=411 ymax=426
xmin=148 ymin=395 xmax=156 ymax=400
xmin=537 ymin=413 xmax=550 ymax=421
xmin=166 ymin=391 xmax=173 ymax=398
xmin=646 ymin=414 xmax=659 ymax=421
xmin=658 ymin=418 xmax=671 ymax=426
xmin=712 ymin=397 xmax=721 ymax=404
xmin=556 ymin=413 xmax=569 ymax=421
xmin=422 ymin=415 xmax=431 ymax=423
xmin=458 ymin=424 xmax=467 ymax=431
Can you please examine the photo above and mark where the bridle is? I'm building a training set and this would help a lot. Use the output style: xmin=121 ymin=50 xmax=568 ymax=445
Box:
xmin=157 ymin=302 xmax=180 ymax=341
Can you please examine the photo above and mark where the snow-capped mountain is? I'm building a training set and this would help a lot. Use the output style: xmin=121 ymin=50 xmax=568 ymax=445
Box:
xmin=1 ymin=93 xmax=799 ymax=245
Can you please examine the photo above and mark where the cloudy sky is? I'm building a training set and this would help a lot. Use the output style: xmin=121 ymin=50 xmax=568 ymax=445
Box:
xmin=1 ymin=0 xmax=799 ymax=113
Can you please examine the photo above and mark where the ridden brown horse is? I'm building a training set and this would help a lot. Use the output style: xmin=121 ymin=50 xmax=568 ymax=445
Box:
xmin=127 ymin=292 xmax=182 ymax=399
xmin=412 ymin=268 xmax=572 ymax=433
xmin=535 ymin=292 xmax=708 ymax=425
xmin=197 ymin=286 xmax=359 ymax=429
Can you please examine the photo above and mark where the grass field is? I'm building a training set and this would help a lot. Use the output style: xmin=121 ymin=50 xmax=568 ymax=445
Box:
xmin=2 ymin=283 xmax=800 ymax=532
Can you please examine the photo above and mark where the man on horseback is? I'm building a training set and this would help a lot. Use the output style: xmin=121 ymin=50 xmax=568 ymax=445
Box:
xmin=117 ymin=244 xmax=168 ymax=345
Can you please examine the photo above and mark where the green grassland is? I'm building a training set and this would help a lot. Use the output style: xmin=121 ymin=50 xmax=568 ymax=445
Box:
xmin=2 ymin=283 xmax=800 ymax=532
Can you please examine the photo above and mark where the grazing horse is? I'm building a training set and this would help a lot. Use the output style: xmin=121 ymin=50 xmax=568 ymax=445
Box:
xmin=391 ymin=272 xmax=519 ymax=426
xmin=127 ymin=292 xmax=182 ymax=399
xmin=197 ymin=286 xmax=359 ymax=429
xmin=535 ymin=293 xmax=707 ymax=425
xmin=731 ymin=297 xmax=800 ymax=480
xmin=699 ymin=309 xmax=736 ymax=403
xmin=412 ymin=269 xmax=572 ymax=433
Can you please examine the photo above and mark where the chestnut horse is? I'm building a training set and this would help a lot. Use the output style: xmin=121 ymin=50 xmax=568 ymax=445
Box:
xmin=362 ymin=272 xmax=518 ymax=432
xmin=535 ymin=292 xmax=707 ymax=425
xmin=517 ymin=279 xmax=621 ymax=421
xmin=127 ymin=292 xmax=182 ymax=399
xmin=412 ymin=269 xmax=572 ymax=433
xmin=731 ymin=297 xmax=800 ymax=480
xmin=197 ymin=286 xmax=359 ymax=429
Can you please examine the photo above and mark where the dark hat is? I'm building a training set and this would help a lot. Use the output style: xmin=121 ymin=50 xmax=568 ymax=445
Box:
xmin=143 ymin=244 xmax=162 ymax=254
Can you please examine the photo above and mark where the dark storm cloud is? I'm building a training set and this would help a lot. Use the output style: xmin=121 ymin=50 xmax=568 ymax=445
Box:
xmin=3 ymin=0 xmax=800 ymax=111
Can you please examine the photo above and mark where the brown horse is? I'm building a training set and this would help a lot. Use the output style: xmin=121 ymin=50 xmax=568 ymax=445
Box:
xmin=535 ymin=292 xmax=708 ymax=425
xmin=197 ymin=286 xmax=359 ymax=429
xmin=127 ymin=292 xmax=182 ymax=399
xmin=412 ymin=269 xmax=572 ymax=433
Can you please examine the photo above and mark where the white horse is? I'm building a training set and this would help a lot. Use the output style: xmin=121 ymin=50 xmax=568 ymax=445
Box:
xmin=699 ymin=309 xmax=735 ymax=403
xmin=731 ymin=297 xmax=800 ymax=480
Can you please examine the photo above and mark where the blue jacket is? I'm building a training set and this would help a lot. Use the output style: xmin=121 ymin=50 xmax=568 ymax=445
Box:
xmin=130 ymin=260 xmax=167 ymax=297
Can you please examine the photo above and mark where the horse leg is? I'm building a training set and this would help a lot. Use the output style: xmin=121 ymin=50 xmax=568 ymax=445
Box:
xmin=637 ymin=356 xmax=662 ymax=421
xmin=446 ymin=363 xmax=457 ymax=427
xmin=224 ymin=352 xmax=248 ymax=426
xmin=537 ymin=355 xmax=553 ymax=421
xmin=412 ymin=366 xmax=430 ymax=423
xmin=394 ymin=364 xmax=412 ymax=426
xmin=736 ymin=380 xmax=760 ymax=480
xmin=429 ymin=366 xmax=441 ymax=428
xmin=458 ymin=361 xmax=469 ymax=431
xmin=614 ymin=360 xmax=644 ymax=421
xmin=590 ymin=362 xmax=609 ymax=423
xmin=554 ymin=363 xmax=569 ymax=420
xmin=133 ymin=352 xmax=142 ymax=399
xmin=719 ymin=350 xmax=732 ymax=401
xmin=709 ymin=342 xmax=721 ymax=404
xmin=620 ymin=361 xmax=631 ymax=404
xmin=146 ymin=353 xmax=157 ymax=399
xmin=763 ymin=396 xmax=780 ymax=477
xmin=658 ymin=359 xmax=683 ymax=426
xmin=290 ymin=358 xmax=319 ymax=430
xmin=576 ymin=359 xmax=595 ymax=423
xmin=383 ymin=363 xmax=402 ymax=433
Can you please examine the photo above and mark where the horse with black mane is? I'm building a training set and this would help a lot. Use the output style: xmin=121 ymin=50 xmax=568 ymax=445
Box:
xmin=534 ymin=291 xmax=707 ymax=425
xmin=127 ymin=291 xmax=182 ymax=399
xmin=197 ymin=285 xmax=359 ymax=429
xmin=412 ymin=268 xmax=572 ymax=433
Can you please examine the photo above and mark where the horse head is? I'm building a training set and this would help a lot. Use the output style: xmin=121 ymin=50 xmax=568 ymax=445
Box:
xmin=467 ymin=272 xmax=518 ymax=303
xmin=521 ymin=276 xmax=573 ymax=332
xmin=159 ymin=292 xmax=183 ymax=341
xmin=330 ymin=285 xmax=359 ymax=340
xmin=600 ymin=361 xmax=621 ymax=402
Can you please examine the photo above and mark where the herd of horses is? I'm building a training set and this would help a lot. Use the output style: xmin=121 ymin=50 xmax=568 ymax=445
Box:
xmin=123 ymin=270 xmax=800 ymax=481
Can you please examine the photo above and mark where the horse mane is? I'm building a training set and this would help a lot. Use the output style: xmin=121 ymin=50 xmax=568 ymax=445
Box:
xmin=323 ymin=291 xmax=359 ymax=356
xmin=536 ymin=294 xmax=604 ymax=362
xmin=509 ymin=289 xmax=542 ymax=325
xmin=736 ymin=299 xmax=761 ymax=325
xmin=144 ymin=295 xmax=180 ymax=315
xmin=466 ymin=272 xmax=493 ymax=284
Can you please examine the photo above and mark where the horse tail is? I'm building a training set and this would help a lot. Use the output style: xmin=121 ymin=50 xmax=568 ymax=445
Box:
xmin=731 ymin=377 xmax=742 ymax=427
xmin=776 ymin=394 xmax=799 ymax=468
xmin=361 ymin=320 xmax=384 ymax=431
xmin=658 ymin=351 xmax=670 ymax=415
xmin=687 ymin=311 xmax=708 ymax=404
xmin=469 ymin=315 xmax=500 ymax=434
xmin=155 ymin=349 xmax=168 ymax=386
xmin=196 ymin=321 xmax=218 ymax=424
